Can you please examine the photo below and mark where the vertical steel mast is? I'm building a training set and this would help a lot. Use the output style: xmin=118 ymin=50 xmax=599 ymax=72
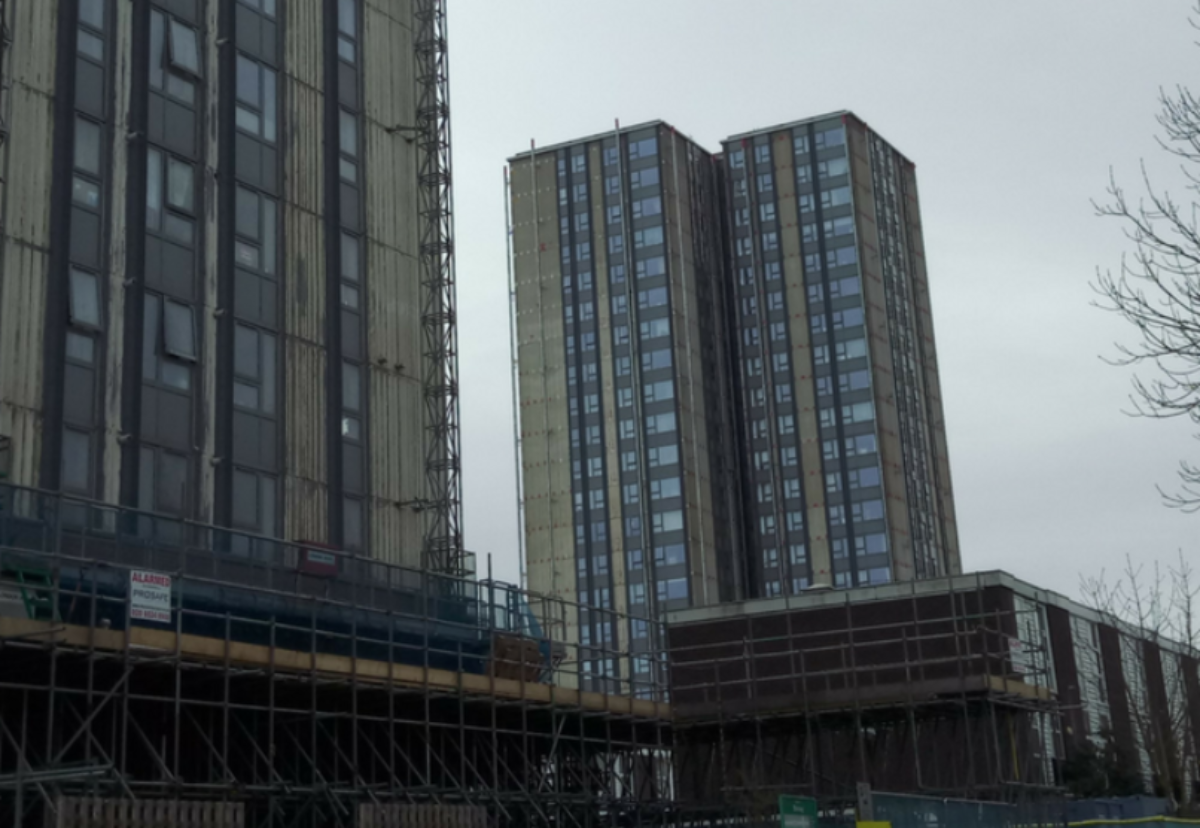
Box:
xmin=414 ymin=0 xmax=463 ymax=574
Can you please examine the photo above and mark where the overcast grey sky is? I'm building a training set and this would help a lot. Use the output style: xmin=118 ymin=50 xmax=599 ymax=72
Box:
xmin=449 ymin=0 xmax=1199 ymax=599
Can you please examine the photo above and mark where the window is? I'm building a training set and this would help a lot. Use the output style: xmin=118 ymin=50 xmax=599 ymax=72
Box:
xmin=629 ymin=137 xmax=657 ymax=159
xmin=645 ymin=412 xmax=676 ymax=434
xmin=341 ymin=232 xmax=361 ymax=307
xmin=778 ymin=414 xmax=795 ymax=435
xmin=644 ymin=380 xmax=674 ymax=402
xmin=640 ymin=317 xmax=669 ymax=340
xmin=770 ymin=322 xmax=786 ymax=342
xmin=819 ymin=157 xmax=849 ymax=179
xmin=650 ymin=478 xmax=681 ymax=500
xmin=62 ymin=428 xmax=91 ymax=493
xmin=163 ymin=300 xmax=197 ymax=361
xmin=648 ymin=445 xmax=678 ymax=467
xmin=793 ymin=133 xmax=809 ymax=155
xmin=233 ymin=469 xmax=277 ymax=536
xmin=168 ymin=19 xmax=200 ymax=75
xmin=234 ymin=186 xmax=277 ymax=274
xmin=833 ymin=307 xmax=864 ymax=329
xmin=235 ymin=55 xmax=277 ymax=142
xmin=234 ymin=325 xmax=277 ymax=414
xmin=239 ymin=0 xmax=277 ymax=15
xmin=146 ymin=148 xmax=195 ymax=244
xmin=342 ymin=361 xmax=362 ymax=439
xmin=638 ymin=287 xmax=668 ymax=309
xmin=657 ymin=578 xmax=688 ymax=602
xmin=74 ymin=117 xmax=102 ymax=201
xmin=634 ymin=227 xmax=664 ymax=248
xmin=757 ymin=483 xmax=773 ymax=503
xmin=754 ymin=144 xmax=771 ymax=165
xmin=757 ymin=173 xmax=773 ymax=193
xmin=66 ymin=332 xmax=95 ymax=364
xmin=339 ymin=109 xmax=359 ymax=182
xmin=571 ymin=154 xmax=586 ymax=174
xmin=836 ymin=338 xmax=867 ymax=362
xmin=344 ymin=497 xmax=363 ymax=550
xmin=337 ymin=0 xmax=357 ymax=61
xmin=139 ymin=446 xmax=188 ymax=516
xmin=142 ymin=294 xmax=192 ymax=390
xmin=623 ymin=484 xmax=640 ymax=505
xmin=69 ymin=268 xmax=101 ymax=329
xmin=641 ymin=349 xmax=671 ymax=371
xmin=630 ymin=167 xmax=659 ymax=188
xmin=633 ymin=197 xmax=662 ymax=218
xmin=651 ymin=510 xmax=683 ymax=533
xmin=815 ymin=127 xmax=845 ymax=149
xmin=849 ymin=466 xmax=882 ymax=489
xmin=821 ymin=186 xmax=851 ymax=209
xmin=828 ymin=246 xmax=858 ymax=268
xmin=79 ymin=0 xmax=104 ymax=29
xmin=636 ymin=256 xmax=666 ymax=279
xmin=729 ymin=150 xmax=745 ymax=169
xmin=760 ymin=515 xmax=776 ymax=535
xmin=149 ymin=12 xmax=199 ymax=103
xmin=608 ymin=235 xmax=625 ymax=255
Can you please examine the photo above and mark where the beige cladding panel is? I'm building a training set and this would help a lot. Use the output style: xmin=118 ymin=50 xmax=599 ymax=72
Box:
xmin=284 ymin=340 xmax=329 ymax=542
xmin=362 ymin=1 xmax=424 ymax=566
xmin=773 ymin=131 xmax=832 ymax=584
xmin=510 ymin=155 xmax=576 ymax=608
xmin=900 ymin=164 xmax=962 ymax=575
xmin=284 ymin=0 xmax=325 ymax=92
xmin=102 ymin=0 xmax=135 ymax=504
xmin=0 ymin=0 xmax=59 ymax=487
xmin=660 ymin=135 xmax=718 ymax=605
xmin=281 ymin=0 xmax=329 ymax=543
xmin=363 ymin=4 xmax=418 ymax=258
xmin=845 ymin=123 xmax=915 ymax=580
xmin=367 ymin=367 xmax=424 ymax=568
xmin=284 ymin=81 xmax=325 ymax=218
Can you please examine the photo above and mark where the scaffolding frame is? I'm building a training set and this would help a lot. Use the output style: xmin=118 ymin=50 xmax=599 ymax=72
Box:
xmin=668 ymin=575 xmax=1064 ymax=817
xmin=0 ymin=484 xmax=677 ymax=828
xmin=413 ymin=0 xmax=464 ymax=576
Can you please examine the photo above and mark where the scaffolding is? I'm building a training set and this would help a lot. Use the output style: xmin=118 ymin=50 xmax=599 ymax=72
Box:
xmin=667 ymin=575 xmax=1064 ymax=818
xmin=0 ymin=484 xmax=675 ymax=828
xmin=413 ymin=0 xmax=464 ymax=576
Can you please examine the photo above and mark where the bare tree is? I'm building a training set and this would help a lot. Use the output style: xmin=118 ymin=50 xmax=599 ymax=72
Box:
xmin=1095 ymin=6 xmax=1200 ymax=509
xmin=1080 ymin=553 xmax=1199 ymax=808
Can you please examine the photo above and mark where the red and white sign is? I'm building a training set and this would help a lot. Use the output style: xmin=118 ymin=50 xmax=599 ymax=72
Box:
xmin=129 ymin=570 xmax=172 ymax=624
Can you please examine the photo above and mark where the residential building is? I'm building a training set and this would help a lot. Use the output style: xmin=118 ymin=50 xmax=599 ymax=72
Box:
xmin=723 ymin=111 xmax=960 ymax=593
xmin=0 ymin=0 xmax=460 ymax=570
xmin=508 ymin=122 xmax=743 ymax=692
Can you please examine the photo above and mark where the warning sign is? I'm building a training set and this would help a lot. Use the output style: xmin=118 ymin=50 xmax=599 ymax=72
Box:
xmin=129 ymin=570 xmax=172 ymax=624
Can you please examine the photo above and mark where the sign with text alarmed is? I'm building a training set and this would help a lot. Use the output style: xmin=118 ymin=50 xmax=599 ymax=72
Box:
xmin=129 ymin=570 xmax=172 ymax=624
